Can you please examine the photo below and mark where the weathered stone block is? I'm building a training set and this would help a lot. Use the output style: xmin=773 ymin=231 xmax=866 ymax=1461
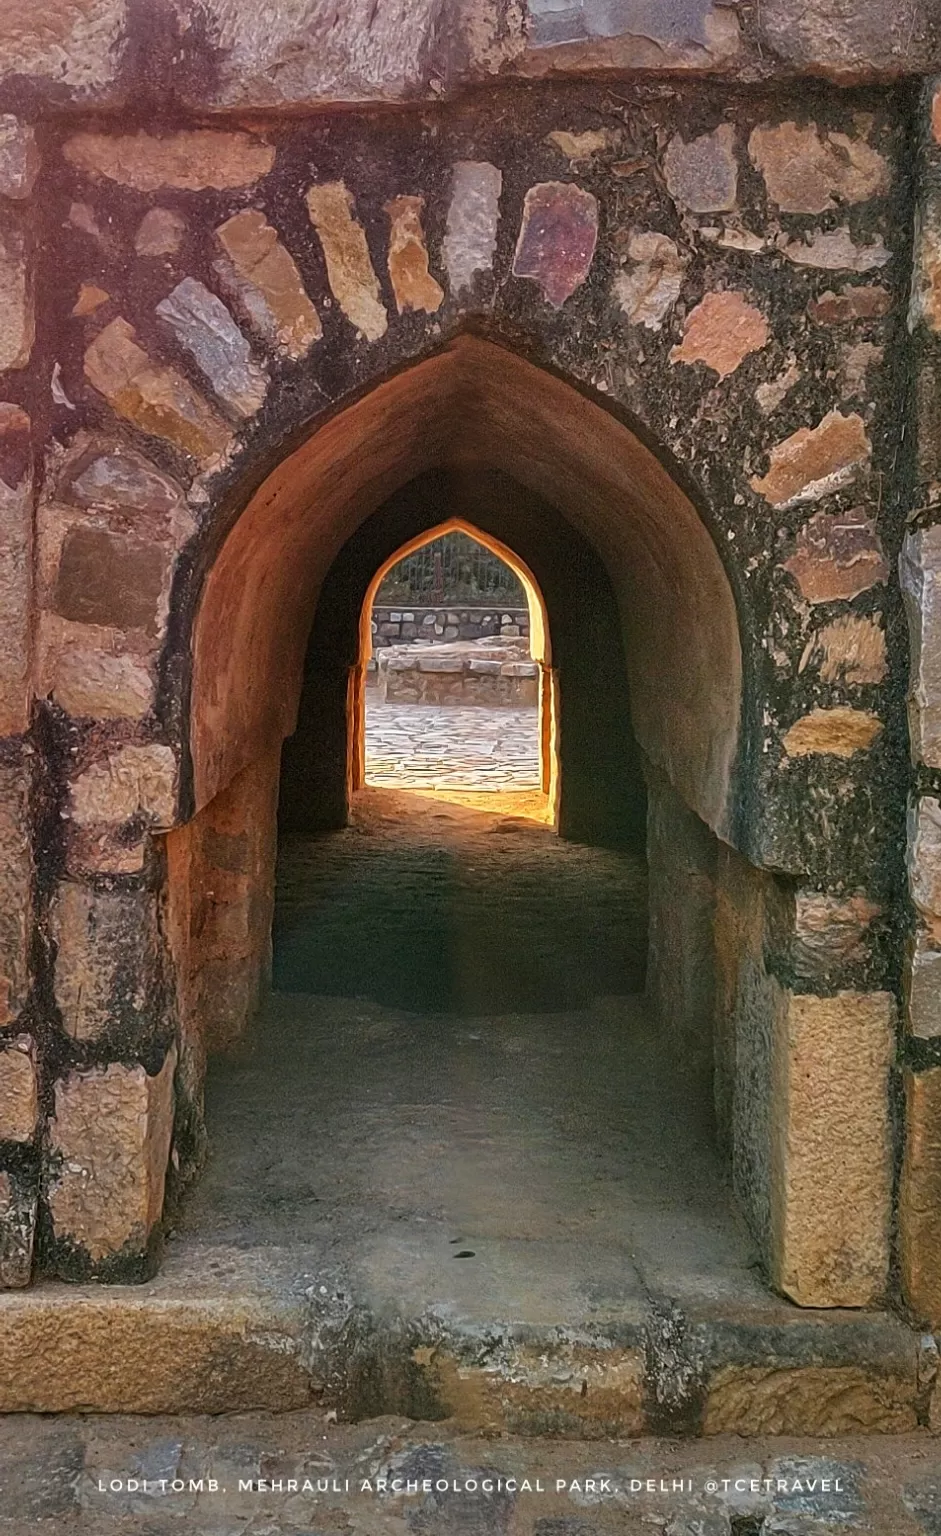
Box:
xmin=0 ymin=404 xmax=32 ymax=736
xmin=0 ymin=1287 xmax=312 ymax=1410
xmin=46 ymin=1046 xmax=176 ymax=1264
xmin=69 ymin=743 xmax=176 ymax=830
xmin=0 ymin=1 xmax=126 ymax=98
xmin=156 ymin=277 xmax=267 ymax=420
xmin=770 ymin=989 xmax=894 ymax=1307
xmin=901 ymin=524 xmax=941 ymax=766
xmin=443 ymin=161 xmax=502 ymax=294
xmin=177 ymin=0 xmax=443 ymax=109
xmin=306 ymin=182 xmax=387 ymax=341
xmin=0 ymin=1167 xmax=35 ymax=1288
xmin=808 ymin=286 xmax=892 ymax=325
xmin=615 ymin=230 xmax=687 ymax=330
xmin=0 ymin=213 xmax=34 ymax=371
xmin=751 ymin=411 xmax=871 ymax=506
xmin=84 ymin=318 xmax=231 ymax=463
xmin=512 ymin=181 xmax=598 ymax=308
xmin=51 ymin=881 xmax=161 ymax=1042
xmin=54 ymin=526 xmax=166 ymax=635
xmin=756 ymin=0 xmax=938 ymax=79
xmin=214 ymin=209 xmax=321 ymax=359
xmin=703 ymin=1364 xmax=916 ymax=1434
xmin=662 ymin=123 xmax=737 ymax=212
xmin=0 ymin=117 xmax=40 ymax=201
xmin=49 ymin=640 xmax=153 ymax=722
xmin=905 ymin=937 xmax=941 ymax=1040
xmin=385 ymin=196 xmax=444 ymax=315
xmin=784 ymin=507 xmax=888 ymax=603
xmin=792 ymin=891 xmax=880 ymax=982
xmin=670 ymin=290 xmax=768 ymax=378
xmin=782 ymin=707 xmax=882 ymax=758
xmin=748 ymin=120 xmax=888 ymax=214
xmin=801 ymin=613 xmax=886 ymax=685
xmin=900 ymin=1067 xmax=941 ymax=1326
xmin=0 ymin=764 xmax=30 ymax=1027
xmin=780 ymin=228 xmax=890 ymax=272
xmin=133 ymin=207 xmax=184 ymax=257
xmin=909 ymin=796 xmax=941 ymax=942
xmin=64 ymin=443 xmax=183 ymax=515
xmin=64 ymin=129 xmax=274 ymax=189
xmin=0 ymin=1036 xmax=37 ymax=1142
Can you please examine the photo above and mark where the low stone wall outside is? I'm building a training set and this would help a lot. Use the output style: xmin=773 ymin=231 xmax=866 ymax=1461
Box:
xmin=376 ymin=643 xmax=539 ymax=707
xmin=371 ymin=605 xmax=529 ymax=649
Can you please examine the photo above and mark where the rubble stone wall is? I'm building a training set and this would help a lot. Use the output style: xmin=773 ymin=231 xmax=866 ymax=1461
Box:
xmin=0 ymin=2 xmax=935 ymax=1319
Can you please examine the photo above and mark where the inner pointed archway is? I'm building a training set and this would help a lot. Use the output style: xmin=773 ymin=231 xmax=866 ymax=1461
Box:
xmin=353 ymin=517 xmax=558 ymax=817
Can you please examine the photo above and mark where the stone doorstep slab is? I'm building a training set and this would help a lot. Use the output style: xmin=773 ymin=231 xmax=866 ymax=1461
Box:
xmin=0 ymin=1244 xmax=926 ymax=1432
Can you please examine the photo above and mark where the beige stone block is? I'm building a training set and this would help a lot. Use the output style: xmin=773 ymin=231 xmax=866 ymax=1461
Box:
xmin=46 ymin=1046 xmax=176 ymax=1261
xmin=782 ymin=706 xmax=882 ymax=757
xmin=704 ymin=1364 xmax=916 ymax=1434
xmin=306 ymin=182 xmax=387 ymax=341
xmin=779 ymin=228 xmax=891 ymax=272
xmin=50 ymin=881 xmax=160 ymax=1041
xmin=64 ymin=129 xmax=274 ymax=190
xmin=50 ymin=637 xmax=154 ymax=720
xmin=0 ymin=212 xmax=33 ymax=371
xmin=0 ymin=764 xmax=30 ymax=1027
xmin=751 ymin=410 xmax=871 ymax=507
xmin=69 ymin=742 xmax=176 ymax=829
xmin=615 ymin=230 xmax=687 ymax=331
xmin=0 ymin=1036 xmax=37 ymax=1142
xmin=0 ymin=1289 xmax=311 ymax=1410
xmin=900 ymin=1067 xmax=941 ymax=1326
xmin=770 ymin=989 xmax=894 ymax=1307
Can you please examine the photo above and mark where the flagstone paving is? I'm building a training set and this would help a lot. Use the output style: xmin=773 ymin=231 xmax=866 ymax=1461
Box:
xmin=364 ymin=701 xmax=541 ymax=790
xmin=2 ymin=1411 xmax=940 ymax=1534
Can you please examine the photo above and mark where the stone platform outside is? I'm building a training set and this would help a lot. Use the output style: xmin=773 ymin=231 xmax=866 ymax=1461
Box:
xmin=0 ymin=794 xmax=932 ymax=1434
xmin=374 ymin=640 xmax=540 ymax=709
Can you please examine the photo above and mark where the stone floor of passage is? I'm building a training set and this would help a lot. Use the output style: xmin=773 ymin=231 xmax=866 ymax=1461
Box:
xmin=363 ymin=700 xmax=541 ymax=789
xmin=176 ymin=791 xmax=898 ymax=1372
xmin=3 ymin=1412 xmax=941 ymax=1533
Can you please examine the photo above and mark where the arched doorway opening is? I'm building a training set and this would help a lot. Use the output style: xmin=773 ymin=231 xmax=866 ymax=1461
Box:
xmin=164 ymin=335 xmax=764 ymax=1360
xmin=354 ymin=518 xmax=557 ymax=813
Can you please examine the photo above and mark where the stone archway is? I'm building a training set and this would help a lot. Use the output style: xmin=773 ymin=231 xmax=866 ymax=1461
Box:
xmin=351 ymin=517 xmax=557 ymax=807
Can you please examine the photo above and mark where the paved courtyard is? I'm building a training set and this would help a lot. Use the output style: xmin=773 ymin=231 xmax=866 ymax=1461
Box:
xmin=2 ymin=1412 xmax=941 ymax=1533
xmin=364 ymin=700 xmax=541 ymax=790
